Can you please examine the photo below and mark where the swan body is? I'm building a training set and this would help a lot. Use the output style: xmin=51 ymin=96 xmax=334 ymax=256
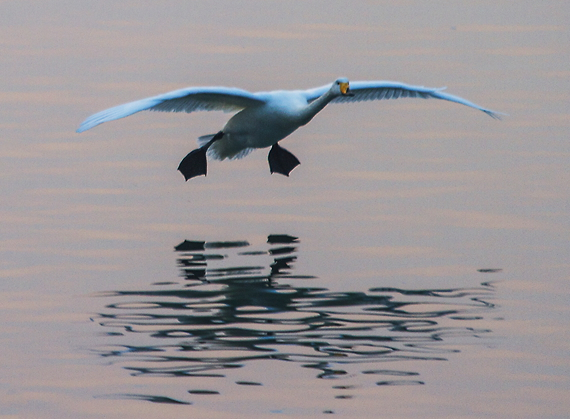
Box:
xmin=77 ymin=78 xmax=502 ymax=180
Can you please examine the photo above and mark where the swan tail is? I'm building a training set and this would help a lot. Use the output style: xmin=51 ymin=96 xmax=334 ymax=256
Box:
xmin=197 ymin=134 xmax=217 ymax=147
xmin=200 ymin=133 xmax=254 ymax=161
xmin=207 ymin=144 xmax=254 ymax=161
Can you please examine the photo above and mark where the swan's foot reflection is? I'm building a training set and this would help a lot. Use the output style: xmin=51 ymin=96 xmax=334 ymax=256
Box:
xmin=92 ymin=235 xmax=496 ymax=408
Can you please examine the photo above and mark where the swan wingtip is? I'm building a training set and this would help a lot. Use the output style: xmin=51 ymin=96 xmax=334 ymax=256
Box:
xmin=485 ymin=109 xmax=508 ymax=120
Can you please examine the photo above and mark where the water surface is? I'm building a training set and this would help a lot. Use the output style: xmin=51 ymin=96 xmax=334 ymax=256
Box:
xmin=1 ymin=1 xmax=569 ymax=418
xmin=90 ymin=236 xmax=497 ymax=411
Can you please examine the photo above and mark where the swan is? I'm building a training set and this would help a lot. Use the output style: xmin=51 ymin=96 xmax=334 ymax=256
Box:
xmin=77 ymin=78 xmax=502 ymax=180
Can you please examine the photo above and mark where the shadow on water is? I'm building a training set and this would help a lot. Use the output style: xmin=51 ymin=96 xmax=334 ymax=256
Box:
xmin=92 ymin=234 xmax=497 ymax=407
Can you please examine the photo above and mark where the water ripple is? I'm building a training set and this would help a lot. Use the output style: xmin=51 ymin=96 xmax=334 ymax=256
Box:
xmin=91 ymin=234 xmax=496 ymax=405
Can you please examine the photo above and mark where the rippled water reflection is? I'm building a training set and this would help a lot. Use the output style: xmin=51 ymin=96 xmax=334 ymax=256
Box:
xmin=92 ymin=235 xmax=496 ymax=406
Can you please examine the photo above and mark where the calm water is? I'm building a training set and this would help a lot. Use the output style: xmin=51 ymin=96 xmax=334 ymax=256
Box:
xmin=1 ymin=1 xmax=569 ymax=418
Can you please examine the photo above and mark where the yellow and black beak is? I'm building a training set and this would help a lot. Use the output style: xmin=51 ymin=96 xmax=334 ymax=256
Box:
xmin=339 ymin=81 xmax=354 ymax=96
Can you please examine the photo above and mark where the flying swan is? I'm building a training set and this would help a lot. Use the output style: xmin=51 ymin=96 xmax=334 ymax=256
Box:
xmin=77 ymin=78 xmax=502 ymax=180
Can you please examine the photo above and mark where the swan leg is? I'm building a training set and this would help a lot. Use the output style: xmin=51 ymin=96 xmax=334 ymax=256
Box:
xmin=268 ymin=143 xmax=300 ymax=177
xmin=178 ymin=131 xmax=223 ymax=181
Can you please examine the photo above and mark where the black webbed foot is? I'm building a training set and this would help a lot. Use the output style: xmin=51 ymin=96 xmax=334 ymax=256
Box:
xmin=178 ymin=147 xmax=208 ymax=180
xmin=178 ymin=131 xmax=223 ymax=181
xmin=268 ymin=143 xmax=300 ymax=177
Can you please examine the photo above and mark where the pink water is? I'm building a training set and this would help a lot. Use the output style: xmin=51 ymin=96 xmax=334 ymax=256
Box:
xmin=1 ymin=1 xmax=569 ymax=418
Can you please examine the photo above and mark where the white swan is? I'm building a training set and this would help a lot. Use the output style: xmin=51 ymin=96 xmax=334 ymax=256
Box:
xmin=77 ymin=78 xmax=502 ymax=180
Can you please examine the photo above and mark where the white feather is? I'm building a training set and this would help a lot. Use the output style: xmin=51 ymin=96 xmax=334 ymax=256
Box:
xmin=78 ymin=78 xmax=503 ymax=162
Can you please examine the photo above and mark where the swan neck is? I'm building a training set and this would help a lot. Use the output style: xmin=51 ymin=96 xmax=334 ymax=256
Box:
xmin=300 ymin=88 xmax=337 ymax=125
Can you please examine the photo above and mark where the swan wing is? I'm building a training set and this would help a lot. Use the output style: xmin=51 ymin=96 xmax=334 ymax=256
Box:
xmin=77 ymin=86 xmax=266 ymax=132
xmin=305 ymin=81 xmax=503 ymax=119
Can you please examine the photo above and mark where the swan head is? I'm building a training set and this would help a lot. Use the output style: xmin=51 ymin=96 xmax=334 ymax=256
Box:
xmin=333 ymin=77 xmax=354 ymax=97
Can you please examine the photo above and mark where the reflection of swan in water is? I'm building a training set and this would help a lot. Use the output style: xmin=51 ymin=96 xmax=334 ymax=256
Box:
xmin=92 ymin=235 xmax=497 ymax=407
xmin=174 ymin=234 xmax=311 ymax=282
